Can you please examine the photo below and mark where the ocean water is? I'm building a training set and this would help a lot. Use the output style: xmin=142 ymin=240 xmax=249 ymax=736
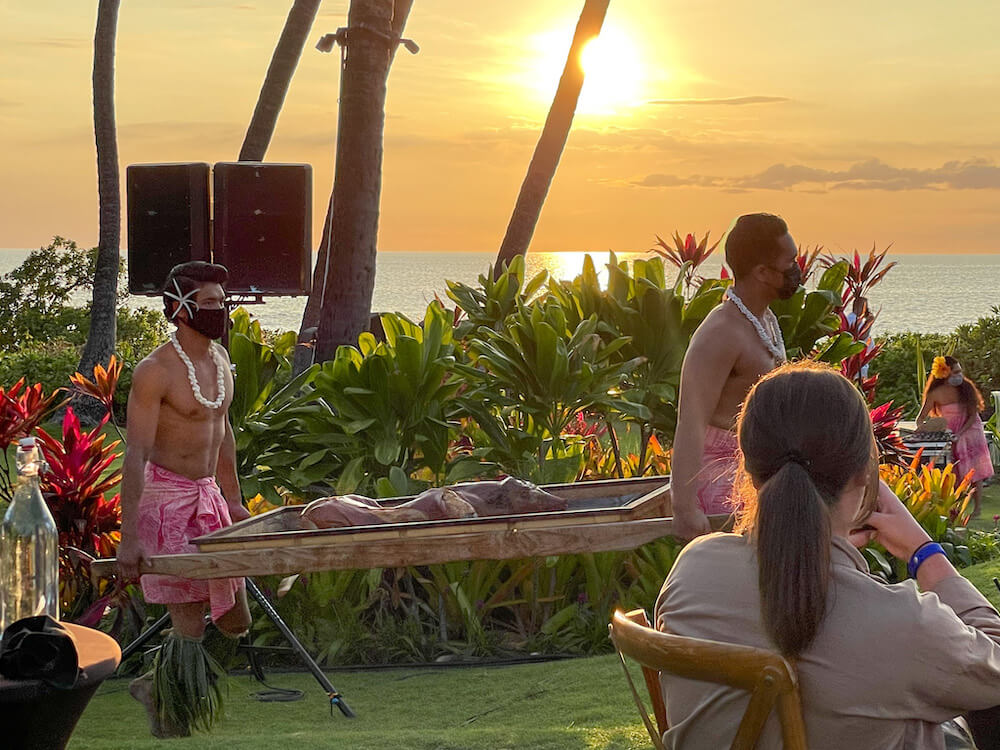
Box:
xmin=0 ymin=249 xmax=997 ymax=335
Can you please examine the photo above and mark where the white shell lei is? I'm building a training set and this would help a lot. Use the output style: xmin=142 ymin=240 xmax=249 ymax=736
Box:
xmin=170 ymin=332 xmax=227 ymax=409
xmin=726 ymin=289 xmax=787 ymax=364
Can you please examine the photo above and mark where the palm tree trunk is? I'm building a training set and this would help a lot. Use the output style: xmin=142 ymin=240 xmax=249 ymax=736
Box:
xmin=78 ymin=0 xmax=121 ymax=423
xmin=239 ymin=0 xmax=323 ymax=161
xmin=494 ymin=0 xmax=610 ymax=274
xmin=298 ymin=0 xmax=413 ymax=368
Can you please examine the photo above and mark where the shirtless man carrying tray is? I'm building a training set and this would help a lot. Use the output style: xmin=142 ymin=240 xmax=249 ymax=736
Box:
xmin=116 ymin=261 xmax=251 ymax=737
xmin=670 ymin=213 xmax=802 ymax=540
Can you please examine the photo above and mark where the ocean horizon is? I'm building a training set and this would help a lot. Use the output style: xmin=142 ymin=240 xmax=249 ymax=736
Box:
xmin=1 ymin=249 xmax=997 ymax=336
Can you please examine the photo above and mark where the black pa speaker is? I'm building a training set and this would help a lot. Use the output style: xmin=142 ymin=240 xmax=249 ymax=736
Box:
xmin=212 ymin=162 xmax=312 ymax=295
xmin=126 ymin=163 xmax=211 ymax=295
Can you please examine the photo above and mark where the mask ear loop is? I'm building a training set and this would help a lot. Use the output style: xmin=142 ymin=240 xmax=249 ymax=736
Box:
xmin=164 ymin=279 xmax=199 ymax=320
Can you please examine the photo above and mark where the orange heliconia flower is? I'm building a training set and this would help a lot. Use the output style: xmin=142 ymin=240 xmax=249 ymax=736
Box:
xmin=70 ymin=355 xmax=122 ymax=414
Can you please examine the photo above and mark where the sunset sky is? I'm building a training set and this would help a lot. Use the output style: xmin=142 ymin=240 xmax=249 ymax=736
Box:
xmin=3 ymin=0 xmax=1000 ymax=254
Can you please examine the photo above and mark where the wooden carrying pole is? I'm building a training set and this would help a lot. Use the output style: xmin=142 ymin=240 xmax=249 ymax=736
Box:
xmin=89 ymin=514 xmax=731 ymax=580
xmin=494 ymin=0 xmax=611 ymax=274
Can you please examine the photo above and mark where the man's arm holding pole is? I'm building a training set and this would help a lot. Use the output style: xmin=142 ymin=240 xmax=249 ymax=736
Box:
xmin=117 ymin=360 xmax=165 ymax=579
xmin=217 ymin=417 xmax=249 ymax=523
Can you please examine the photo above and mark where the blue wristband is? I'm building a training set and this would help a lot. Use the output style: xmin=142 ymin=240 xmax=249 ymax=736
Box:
xmin=907 ymin=541 xmax=945 ymax=578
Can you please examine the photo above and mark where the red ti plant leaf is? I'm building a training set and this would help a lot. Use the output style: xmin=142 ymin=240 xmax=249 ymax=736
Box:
xmin=0 ymin=379 xmax=63 ymax=502
xmin=795 ymin=245 xmax=823 ymax=285
xmin=0 ymin=378 xmax=62 ymax=448
xmin=651 ymin=231 xmax=720 ymax=271
xmin=841 ymin=243 xmax=897 ymax=313
xmin=651 ymin=230 xmax=721 ymax=294
xmin=870 ymin=401 xmax=909 ymax=467
xmin=36 ymin=407 xmax=122 ymax=555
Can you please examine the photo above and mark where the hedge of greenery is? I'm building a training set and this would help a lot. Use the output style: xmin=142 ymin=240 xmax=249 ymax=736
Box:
xmin=9 ymin=238 xmax=1000 ymax=664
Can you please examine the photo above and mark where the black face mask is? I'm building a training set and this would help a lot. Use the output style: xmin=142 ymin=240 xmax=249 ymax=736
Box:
xmin=184 ymin=307 xmax=228 ymax=340
xmin=776 ymin=262 xmax=802 ymax=300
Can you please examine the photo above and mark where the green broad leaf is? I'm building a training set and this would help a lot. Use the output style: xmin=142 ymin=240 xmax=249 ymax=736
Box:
xmin=357 ymin=331 xmax=379 ymax=357
xmin=395 ymin=335 xmax=423 ymax=382
xmin=374 ymin=436 xmax=401 ymax=465
xmin=299 ymin=449 xmax=329 ymax=470
xmin=540 ymin=603 xmax=582 ymax=635
xmin=538 ymin=453 xmax=584 ymax=484
xmin=817 ymin=260 xmax=849 ymax=292
xmin=374 ymin=476 xmax=398 ymax=498
xmin=333 ymin=457 xmax=365 ymax=495
xmin=343 ymin=417 xmax=378 ymax=435
xmin=533 ymin=321 xmax=560 ymax=386
xmin=863 ymin=547 xmax=894 ymax=578
xmin=342 ymin=386 xmax=376 ymax=396
xmin=523 ymin=268 xmax=549 ymax=300
xmin=388 ymin=465 xmax=410 ymax=496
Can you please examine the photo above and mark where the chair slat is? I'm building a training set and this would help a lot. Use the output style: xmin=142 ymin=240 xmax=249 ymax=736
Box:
xmin=610 ymin=609 xmax=807 ymax=750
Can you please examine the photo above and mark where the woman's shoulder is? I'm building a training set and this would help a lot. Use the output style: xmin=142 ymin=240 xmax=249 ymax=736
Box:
xmin=674 ymin=532 xmax=751 ymax=568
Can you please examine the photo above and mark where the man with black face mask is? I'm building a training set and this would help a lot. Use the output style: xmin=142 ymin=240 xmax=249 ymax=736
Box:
xmin=665 ymin=213 xmax=802 ymax=541
xmin=116 ymin=261 xmax=251 ymax=737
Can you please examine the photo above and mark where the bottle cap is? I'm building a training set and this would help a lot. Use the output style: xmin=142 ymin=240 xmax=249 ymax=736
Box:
xmin=18 ymin=437 xmax=35 ymax=449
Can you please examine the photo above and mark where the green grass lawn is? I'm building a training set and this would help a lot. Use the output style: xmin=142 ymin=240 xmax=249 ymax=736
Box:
xmin=69 ymin=550 xmax=1000 ymax=750
xmin=70 ymin=655 xmax=652 ymax=750
xmin=969 ymin=481 xmax=1000 ymax=533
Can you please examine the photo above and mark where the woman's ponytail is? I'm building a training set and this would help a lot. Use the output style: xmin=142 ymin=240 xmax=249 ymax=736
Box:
xmin=755 ymin=461 xmax=831 ymax=657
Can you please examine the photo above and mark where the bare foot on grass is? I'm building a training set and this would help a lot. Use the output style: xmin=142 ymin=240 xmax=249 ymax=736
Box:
xmin=129 ymin=673 xmax=191 ymax=739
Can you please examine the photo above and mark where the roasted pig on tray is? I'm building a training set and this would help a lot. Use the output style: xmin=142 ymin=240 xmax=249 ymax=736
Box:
xmin=301 ymin=477 xmax=567 ymax=529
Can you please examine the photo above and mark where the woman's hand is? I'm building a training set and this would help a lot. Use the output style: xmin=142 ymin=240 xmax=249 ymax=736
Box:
xmin=862 ymin=480 xmax=932 ymax=561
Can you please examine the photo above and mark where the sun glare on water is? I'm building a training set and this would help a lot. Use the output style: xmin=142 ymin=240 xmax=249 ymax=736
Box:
xmin=527 ymin=25 xmax=646 ymax=115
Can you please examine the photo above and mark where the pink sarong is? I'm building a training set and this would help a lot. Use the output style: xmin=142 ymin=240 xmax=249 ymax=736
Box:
xmin=137 ymin=463 xmax=244 ymax=622
xmin=696 ymin=425 xmax=740 ymax=514
xmin=938 ymin=404 xmax=995 ymax=483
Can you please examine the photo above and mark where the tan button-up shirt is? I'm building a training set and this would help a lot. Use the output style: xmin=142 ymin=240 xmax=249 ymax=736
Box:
xmin=654 ymin=533 xmax=1000 ymax=749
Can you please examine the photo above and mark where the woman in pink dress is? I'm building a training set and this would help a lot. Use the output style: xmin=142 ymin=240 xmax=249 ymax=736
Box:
xmin=917 ymin=355 xmax=994 ymax=516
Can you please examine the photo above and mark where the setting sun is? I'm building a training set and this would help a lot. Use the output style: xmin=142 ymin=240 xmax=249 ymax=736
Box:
xmin=577 ymin=27 xmax=645 ymax=113
xmin=525 ymin=24 xmax=646 ymax=115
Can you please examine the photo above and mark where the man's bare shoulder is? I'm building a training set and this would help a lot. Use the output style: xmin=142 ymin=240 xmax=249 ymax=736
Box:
xmin=132 ymin=344 xmax=176 ymax=384
xmin=211 ymin=341 xmax=232 ymax=364
xmin=689 ymin=302 xmax=751 ymax=348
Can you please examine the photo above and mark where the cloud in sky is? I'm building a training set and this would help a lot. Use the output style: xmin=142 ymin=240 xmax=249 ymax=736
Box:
xmin=635 ymin=158 xmax=1000 ymax=192
xmin=649 ymin=96 xmax=791 ymax=106
xmin=15 ymin=37 xmax=88 ymax=49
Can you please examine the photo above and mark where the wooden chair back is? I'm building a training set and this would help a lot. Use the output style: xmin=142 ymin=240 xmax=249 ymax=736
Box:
xmin=609 ymin=608 xmax=807 ymax=750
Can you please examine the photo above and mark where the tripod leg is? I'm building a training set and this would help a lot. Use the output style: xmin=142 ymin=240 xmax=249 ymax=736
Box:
xmin=245 ymin=578 xmax=355 ymax=718
xmin=121 ymin=611 xmax=173 ymax=662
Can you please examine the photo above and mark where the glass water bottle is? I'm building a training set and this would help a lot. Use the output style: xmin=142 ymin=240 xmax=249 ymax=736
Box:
xmin=0 ymin=437 xmax=58 ymax=630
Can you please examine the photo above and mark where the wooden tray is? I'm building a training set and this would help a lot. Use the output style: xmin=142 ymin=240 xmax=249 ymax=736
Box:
xmin=90 ymin=477 xmax=733 ymax=580
xmin=192 ymin=475 xmax=674 ymax=552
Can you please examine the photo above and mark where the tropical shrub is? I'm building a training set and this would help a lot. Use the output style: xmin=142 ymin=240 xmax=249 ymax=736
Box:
xmin=36 ymin=408 xmax=124 ymax=621
xmin=866 ymin=455 xmax=975 ymax=579
xmin=0 ymin=379 xmax=63 ymax=504
xmin=547 ymin=254 xmax=719 ymax=468
xmin=447 ymin=255 xmax=548 ymax=337
xmin=458 ymin=292 xmax=647 ymax=483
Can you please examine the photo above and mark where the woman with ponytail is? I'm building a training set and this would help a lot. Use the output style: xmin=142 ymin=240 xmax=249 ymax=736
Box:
xmin=654 ymin=362 xmax=1000 ymax=749
xmin=917 ymin=355 xmax=994 ymax=516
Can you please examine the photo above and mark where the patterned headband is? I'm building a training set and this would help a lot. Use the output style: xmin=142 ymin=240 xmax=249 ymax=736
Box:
xmin=163 ymin=278 xmax=199 ymax=320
